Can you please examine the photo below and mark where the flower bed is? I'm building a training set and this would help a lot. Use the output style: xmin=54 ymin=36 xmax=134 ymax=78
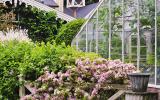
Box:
xmin=0 ymin=41 xmax=99 ymax=99
xmin=21 ymin=58 xmax=136 ymax=100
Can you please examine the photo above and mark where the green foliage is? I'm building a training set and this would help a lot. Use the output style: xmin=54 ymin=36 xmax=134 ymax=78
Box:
xmin=140 ymin=16 xmax=152 ymax=28
xmin=0 ymin=41 xmax=99 ymax=99
xmin=113 ymin=5 xmax=122 ymax=17
xmin=17 ymin=5 xmax=66 ymax=42
xmin=0 ymin=41 xmax=32 ymax=100
xmin=0 ymin=2 xmax=66 ymax=42
xmin=55 ymin=19 xmax=85 ymax=46
xmin=85 ymin=0 xmax=99 ymax=5
xmin=146 ymin=53 xmax=154 ymax=65
xmin=140 ymin=0 xmax=155 ymax=28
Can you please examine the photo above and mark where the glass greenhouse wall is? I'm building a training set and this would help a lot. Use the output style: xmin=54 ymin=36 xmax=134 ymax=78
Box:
xmin=72 ymin=0 xmax=160 ymax=87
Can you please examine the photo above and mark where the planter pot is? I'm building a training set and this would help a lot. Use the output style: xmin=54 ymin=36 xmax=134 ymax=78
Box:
xmin=128 ymin=73 xmax=150 ymax=92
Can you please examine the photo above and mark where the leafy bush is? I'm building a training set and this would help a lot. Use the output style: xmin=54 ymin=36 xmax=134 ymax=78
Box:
xmin=22 ymin=42 xmax=99 ymax=79
xmin=0 ymin=41 xmax=99 ymax=99
xmin=17 ymin=5 xmax=66 ymax=42
xmin=0 ymin=41 xmax=32 ymax=100
xmin=55 ymin=19 xmax=85 ymax=46
xmin=1 ymin=3 xmax=84 ymax=44
xmin=21 ymin=58 xmax=136 ymax=100
xmin=1 ymin=2 xmax=66 ymax=42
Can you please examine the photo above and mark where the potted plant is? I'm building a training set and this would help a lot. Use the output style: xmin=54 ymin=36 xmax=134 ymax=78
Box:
xmin=128 ymin=73 xmax=150 ymax=92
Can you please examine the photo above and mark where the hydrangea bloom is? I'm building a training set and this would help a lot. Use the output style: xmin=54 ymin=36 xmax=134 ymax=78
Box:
xmin=21 ymin=58 xmax=136 ymax=100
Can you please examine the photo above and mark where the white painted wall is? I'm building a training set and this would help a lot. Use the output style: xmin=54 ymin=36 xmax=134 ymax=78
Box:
xmin=54 ymin=0 xmax=64 ymax=12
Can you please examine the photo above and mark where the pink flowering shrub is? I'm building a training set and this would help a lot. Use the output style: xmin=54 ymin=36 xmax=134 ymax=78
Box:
xmin=21 ymin=58 xmax=136 ymax=100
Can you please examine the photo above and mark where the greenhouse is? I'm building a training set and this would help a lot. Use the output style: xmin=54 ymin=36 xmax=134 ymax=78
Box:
xmin=0 ymin=0 xmax=160 ymax=99
xmin=72 ymin=0 xmax=160 ymax=87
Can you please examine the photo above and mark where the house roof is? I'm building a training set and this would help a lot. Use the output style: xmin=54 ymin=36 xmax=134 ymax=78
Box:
xmin=21 ymin=0 xmax=75 ymax=21
xmin=64 ymin=3 xmax=99 ymax=18
xmin=39 ymin=0 xmax=58 ymax=7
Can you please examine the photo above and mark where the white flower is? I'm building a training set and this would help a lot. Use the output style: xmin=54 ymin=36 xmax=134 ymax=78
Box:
xmin=0 ymin=29 xmax=31 ymax=42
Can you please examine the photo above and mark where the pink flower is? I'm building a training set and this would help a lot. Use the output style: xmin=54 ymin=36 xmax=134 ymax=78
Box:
xmin=57 ymin=72 xmax=62 ymax=77
xmin=91 ymin=88 xmax=98 ymax=96
xmin=64 ymin=73 xmax=70 ymax=77
xmin=21 ymin=57 xmax=136 ymax=100
xmin=98 ymin=76 xmax=106 ymax=83
xmin=85 ymin=58 xmax=90 ymax=65
xmin=95 ymin=84 xmax=101 ymax=89
xmin=44 ymin=93 xmax=50 ymax=100
xmin=77 ymin=77 xmax=82 ymax=82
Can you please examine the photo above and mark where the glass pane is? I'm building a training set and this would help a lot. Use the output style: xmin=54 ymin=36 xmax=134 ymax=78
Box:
xmin=122 ymin=0 xmax=137 ymax=63
xmin=72 ymin=0 xmax=109 ymax=56
xmin=87 ymin=21 xmax=96 ymax=52
xmin=97 ymin=0 xmax=109 ymax=58
xmin=139 ymin=0 xmax=155 ymax=84
xmin=71 ymin=0 xmax=160 ymax=86
xmin=110 ymin=0 xmax=122 ymax=60
xmin=78 ymin=29 xmax=86 ymax=52
xmin=157 ymin=0 xmax=160 ymax=85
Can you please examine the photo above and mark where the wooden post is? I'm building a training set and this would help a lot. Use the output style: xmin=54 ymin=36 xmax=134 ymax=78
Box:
xmin=125 ymin=91 xmax=158 ymax=100
xmin=108 ymin=90 xmax=125 ymax=100
xmin=19 ymin=74 xmax=25 ymax=98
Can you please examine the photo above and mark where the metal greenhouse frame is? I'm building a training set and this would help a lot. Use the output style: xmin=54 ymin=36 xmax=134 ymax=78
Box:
xmin=72 ymin=0 xmax=160 ymax=87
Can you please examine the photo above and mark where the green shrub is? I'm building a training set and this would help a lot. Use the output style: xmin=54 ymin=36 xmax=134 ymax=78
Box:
xmin=18 ymin=5 xmax=66 ymax=42
xmin=55 ymin=19 xmax=85 ymax=46
xmin=22 ymin=42 xmax=99 ymax=77
xmin=0 ymin=41 xmax=99 ymax=99
xmin=0 ymin=41 xmax=32 ymax=100
xmin=1 ymin=2 xmax=66 ymax=42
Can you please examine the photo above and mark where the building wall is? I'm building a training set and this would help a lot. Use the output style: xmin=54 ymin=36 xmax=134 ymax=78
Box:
xmin=54 ymin=0 xmax=64 ymax=12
